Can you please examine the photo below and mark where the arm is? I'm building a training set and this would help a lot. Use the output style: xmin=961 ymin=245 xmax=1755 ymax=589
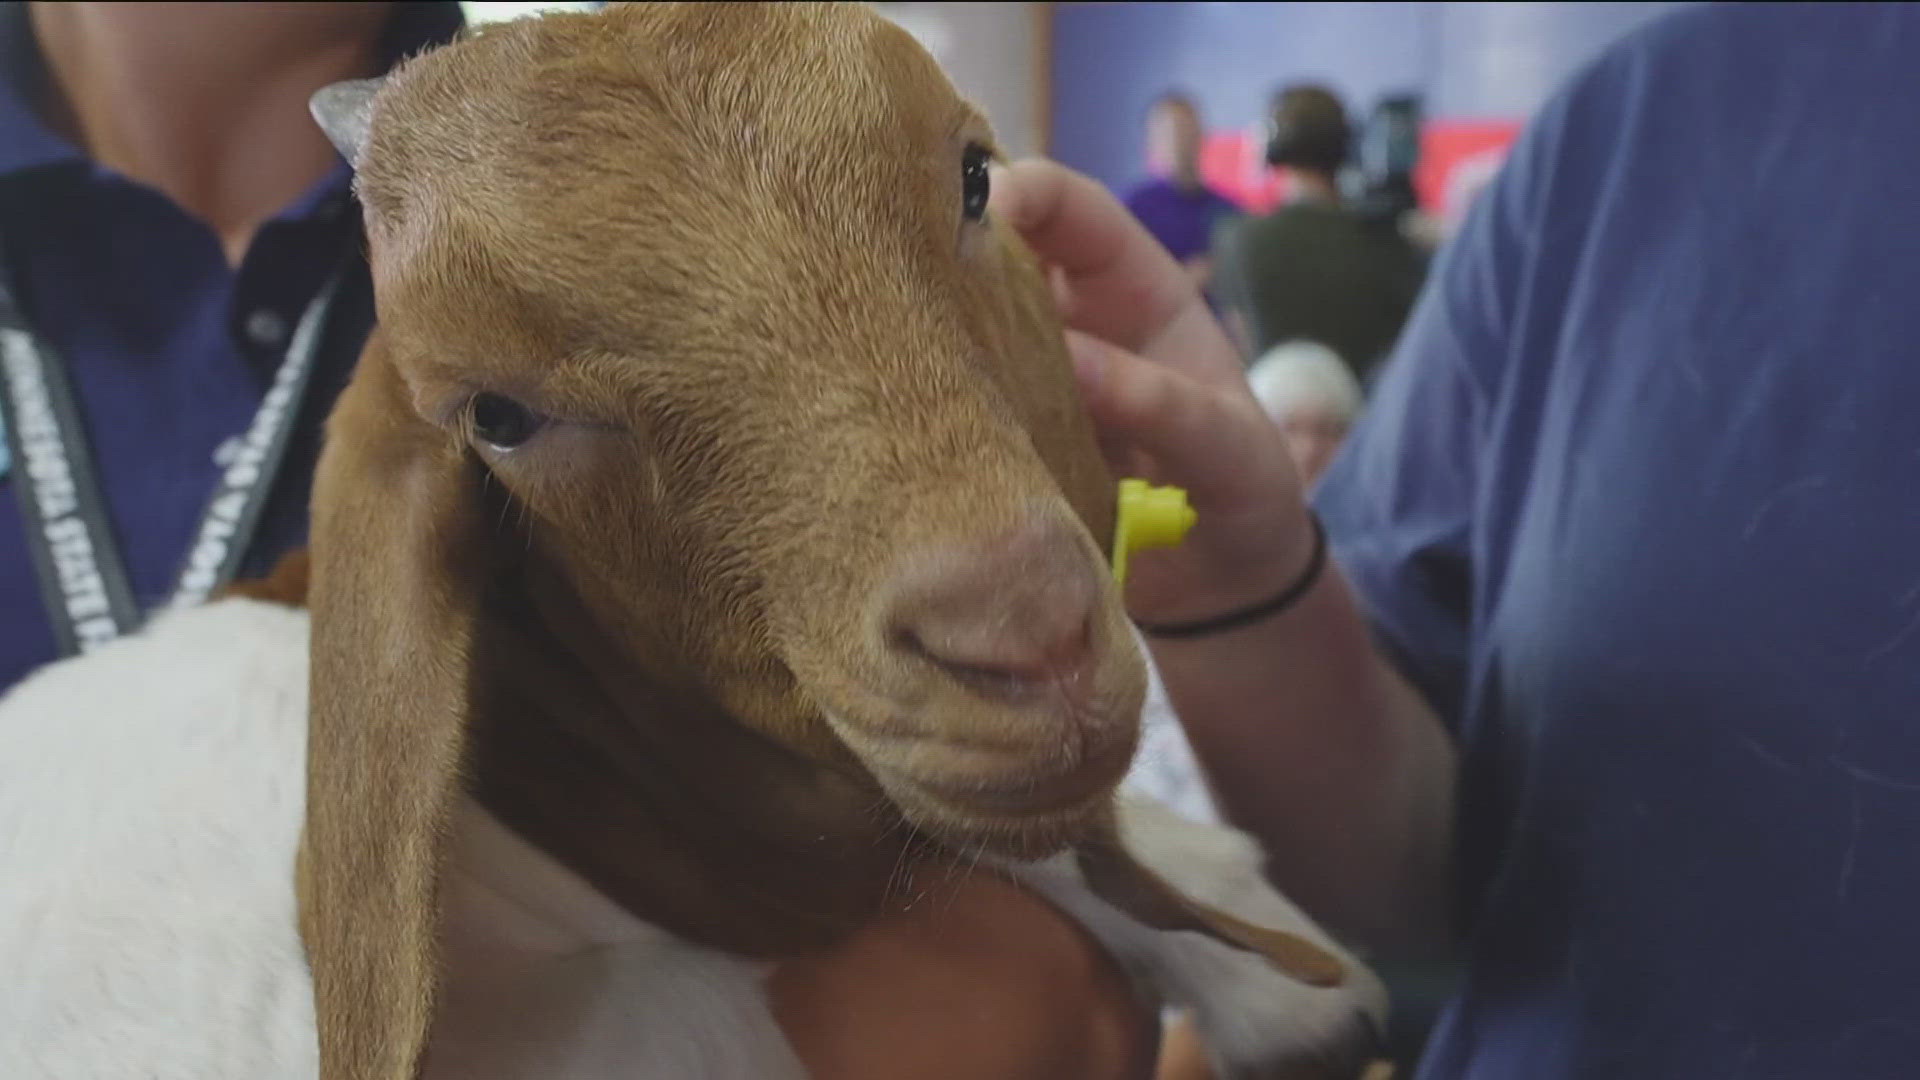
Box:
xmin=1181 ymin=254 xmax=1213 ymax=295
xmin=1145 ymin=552 xmax=1455 ymax=953
xmin=993 ymin=161 xmax=1455 ymax=952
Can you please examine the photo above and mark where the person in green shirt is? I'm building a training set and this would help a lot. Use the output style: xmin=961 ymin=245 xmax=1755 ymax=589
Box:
xmin=1212 ymin=84 xmax=1426 ymax=386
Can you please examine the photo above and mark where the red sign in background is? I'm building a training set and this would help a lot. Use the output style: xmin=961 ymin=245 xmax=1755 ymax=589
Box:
xmin=1198 ymin=129 xmax=1288 ymax=213
xmin=1198 ymin=119 xmax=1521 ymax=227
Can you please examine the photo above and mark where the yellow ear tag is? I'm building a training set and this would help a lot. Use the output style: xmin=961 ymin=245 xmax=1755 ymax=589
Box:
xmin=1112 ymin=478 xmax=1196 ymax=588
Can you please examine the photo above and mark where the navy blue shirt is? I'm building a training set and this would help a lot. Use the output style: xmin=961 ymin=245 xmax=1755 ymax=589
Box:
xmin=0 ymin=4 xmax=460 ymax=691
xmin=1317 ymin=5 xmax=1920 ymax=1077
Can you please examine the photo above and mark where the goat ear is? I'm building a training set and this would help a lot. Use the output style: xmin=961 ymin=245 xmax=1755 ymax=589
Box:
xmin=299 ymin=333 xmax=492 ymax=1080
xmin=1075 ymin=814 xmax=1350 ymax=989
xmin=311 ymin=77 xmax=385 ymax=167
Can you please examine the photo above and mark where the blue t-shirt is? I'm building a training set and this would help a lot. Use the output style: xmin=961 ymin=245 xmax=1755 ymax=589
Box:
xmin=1316 ymin=5 xmax=1920 ymax=1077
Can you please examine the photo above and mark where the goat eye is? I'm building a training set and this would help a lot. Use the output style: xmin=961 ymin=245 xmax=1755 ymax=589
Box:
xmin=960 ymin=143 xmax=990 ymax=222
xmin=470 ymin=392 xmax=542 ymax=450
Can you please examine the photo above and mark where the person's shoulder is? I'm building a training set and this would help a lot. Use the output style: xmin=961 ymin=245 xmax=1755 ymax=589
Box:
xmin=1550 ymin=2 xmax=1874 ymax=119
xmin=1521 ymin=8 xmax=1693 ymax=141
xmin=1609 ymin=2 xmax=1884 ymax=61
xmin=1479 ymin=5 xmax=1737 ymax=217
xmin=1514 ymin=1 xmax=1901 ymax=199
xmin=1221 ymin=205 xmax=1303 ymax=255
xmin=1244 ymin=203 xmax=1333 ymax=236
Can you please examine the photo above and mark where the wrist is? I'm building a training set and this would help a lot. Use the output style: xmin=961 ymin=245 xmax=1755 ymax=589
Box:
xmin=1220 ymin=502 xmax=1323 ymax=607
xmin=1137 ymin=511 xmax=1327 ymax=640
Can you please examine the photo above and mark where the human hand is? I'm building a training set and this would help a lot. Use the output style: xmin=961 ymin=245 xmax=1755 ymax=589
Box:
xmin=990 ymin=160 xmax=1316 ymax=626
xmin=1181 ymin=254 xmax=1213 ymax=293
xmin=768 ymin=873 xmax=1159 ymax=1079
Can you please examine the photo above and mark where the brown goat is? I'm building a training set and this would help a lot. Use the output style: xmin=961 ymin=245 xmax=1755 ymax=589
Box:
xmin=296 ymin=4 xmax=1373 ymax=1077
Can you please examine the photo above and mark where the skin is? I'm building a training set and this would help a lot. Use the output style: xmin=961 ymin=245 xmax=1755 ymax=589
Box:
xmin=769 ymin=876 xmax=1159 ymax=1080
xmin=1278 ymin=413 xmax=1350 ymax=489
xmin=992 ymin=159 xmax=1458 ymax=954
xmin=1146 ymin=98 xmax=1204 ymax=191
xmin=28 ymin=1 xmax=391 ymax=264
xmin=37 ymin=5 xmax=1159 ymax=1077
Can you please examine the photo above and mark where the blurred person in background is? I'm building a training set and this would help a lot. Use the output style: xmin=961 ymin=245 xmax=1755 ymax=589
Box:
xmin=1352 ymin=94 xmax=1440 ymax=253
xmin=1211 ymin=83 xmax=1425 ymax=385
xmin=0 ymin=3 xmax=1161 ymax=1073
xmin=1123 ymin=90 xmax=1240 ymax=294
xmin=997 ymin=3 xmax=1920 ymax=1077
xmin=1246 ymin=340 xmax=1361 ymax=488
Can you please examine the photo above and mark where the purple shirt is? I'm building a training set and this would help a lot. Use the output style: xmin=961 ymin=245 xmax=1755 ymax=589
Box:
xmin=1122 ymin=176 xmax=1240 ymax=263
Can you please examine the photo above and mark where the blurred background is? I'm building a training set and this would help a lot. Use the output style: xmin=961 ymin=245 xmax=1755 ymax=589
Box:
xmin=1035 ymin=3 xmax=1680 ymax=222
xmin=470 ymin=2 xmax=1683 ymax=229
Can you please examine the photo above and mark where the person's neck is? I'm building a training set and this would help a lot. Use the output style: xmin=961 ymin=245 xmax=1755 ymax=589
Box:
xmin=1286 ymin=169 xmax=1341 ymax=207
xmin=1169 ymin=166 xmax=1202 ymax=194
xmin=28 ymin=1 xmax=391 ymax=265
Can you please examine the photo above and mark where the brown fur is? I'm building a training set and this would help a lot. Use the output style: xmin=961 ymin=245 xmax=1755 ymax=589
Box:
xmin=296 ymin=6 xmax=1344 ymax=1077
xmin=219 ymin=549 xmax=310 ymax=607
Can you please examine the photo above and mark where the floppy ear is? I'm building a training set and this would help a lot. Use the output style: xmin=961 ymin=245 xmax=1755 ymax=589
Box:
xmin=311 ymin=77 xmax=385 ymax=168
xmin=1075 ymin=810 xmax=1350 ymax=989
xmin=298 ymin=333 xmax=494 ymax=1080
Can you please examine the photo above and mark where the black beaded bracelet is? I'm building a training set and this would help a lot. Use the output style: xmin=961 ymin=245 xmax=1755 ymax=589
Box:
xmin=1136 ymin=512 xmax=1328 ymax=639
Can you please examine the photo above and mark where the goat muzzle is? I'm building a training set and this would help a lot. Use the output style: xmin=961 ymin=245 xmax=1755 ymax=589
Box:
xmin=833 ymin=515 xmax=1144 ymax=844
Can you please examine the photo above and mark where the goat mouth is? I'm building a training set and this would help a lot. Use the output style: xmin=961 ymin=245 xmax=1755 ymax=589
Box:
xmin=891 ymin=751 xmax=1129 ymax=817
xmin=868 ymin=734 xmax=1136 ymax=834
xmin=814 ymin=672 xmax=1145 ymax=846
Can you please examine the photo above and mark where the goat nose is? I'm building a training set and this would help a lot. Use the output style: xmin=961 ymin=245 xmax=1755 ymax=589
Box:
xmin=884 ymin=521 xmax=1102 ymax=696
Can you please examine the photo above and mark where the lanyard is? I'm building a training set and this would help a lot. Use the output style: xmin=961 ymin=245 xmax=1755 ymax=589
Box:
xmin=0 ymin=254 xmax=344 ymax=657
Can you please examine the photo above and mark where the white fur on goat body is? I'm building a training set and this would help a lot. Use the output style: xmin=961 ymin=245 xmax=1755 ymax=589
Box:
xmin=1122 ymin=633 xmax=1226 ymax=826
xmin=0 ymin=598 xmax=1376 ymax=1078
xmin=0 ymin=601 xmax=318 ymax=1080
xmin=0 ymin=599 xmax=798 ymax=1080
xmin=427 ymin=803 xmax=806 ymax=1080
xmin=1016 ymin=801 xmax=1388 ymax=1078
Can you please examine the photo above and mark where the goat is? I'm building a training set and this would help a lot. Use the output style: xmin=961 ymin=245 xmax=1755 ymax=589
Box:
xmin=0 ymin=5 xmax=1385 ymax=1077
